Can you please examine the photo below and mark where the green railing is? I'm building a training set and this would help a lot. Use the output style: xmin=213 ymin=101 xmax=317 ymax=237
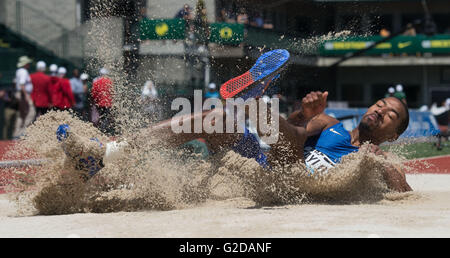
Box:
xmin=140 ymin=18 xmax=450 ymax=56
xmin=319 ymin=34 xmax=450 ymax=56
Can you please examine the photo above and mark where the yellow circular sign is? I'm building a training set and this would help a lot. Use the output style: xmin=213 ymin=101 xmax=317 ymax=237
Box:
xmin=219 ymin=27 xmax=233 ymax=39
xmin=155 ymin=22 xmax=169 ymax=37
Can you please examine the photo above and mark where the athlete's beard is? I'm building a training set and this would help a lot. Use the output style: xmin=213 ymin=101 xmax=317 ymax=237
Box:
xmin=358 ymin=120 xmax=375 ymax=143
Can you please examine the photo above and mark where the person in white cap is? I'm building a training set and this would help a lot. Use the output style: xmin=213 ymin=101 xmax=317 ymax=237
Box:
xmin=13 ymin=56 xmax=36 ymax=138
xmin=79 ymin=73 xmax=90 ymax=120
xmin=30 ymin=61 xmax=52 ymax=119
xmin=394 ymin=84 xmax=407 ymax=104
xmin=47 ymin=64 xmax=59 ymax=109
xmin=141 ymin=80 xmax=162 ymax=120
xmin=204 ymin=82 xmax=220 ymax=99
xmin=91 ymin=67 xmax=114 ymax=134
xmin=385 ymin=87 xmax=395 ymax=98
xmin=49 ymin=64 xmax=58 ymax=76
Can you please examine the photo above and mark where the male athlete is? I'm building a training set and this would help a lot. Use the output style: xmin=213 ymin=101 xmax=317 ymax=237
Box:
xmin=56 ymin=49 xmax=412 ymax=192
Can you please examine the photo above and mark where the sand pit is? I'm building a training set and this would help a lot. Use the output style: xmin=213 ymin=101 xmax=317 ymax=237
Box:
xmin=0 ymin=173 xmax=449 ymax=238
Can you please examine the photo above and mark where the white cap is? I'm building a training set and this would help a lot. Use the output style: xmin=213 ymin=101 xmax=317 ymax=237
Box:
xmin=36 ymin=61 xmax=46 ymax=70
xmin=208 ymin=83 xmax=216 ymax=90
xmin=388 ymin=87 xmax=395 ymax=94
xmin=446 ymin=98 xmax=450 ymax=109
xmin=80 ymin=73 xmax=89 ymax=81
xmin=49 ymin=64 xmax=58 ymax=73
xmin=58 ymin=67 xmax=67 ymax=75
xmin=100 ymin=68 xmax=109 ymax=75
xmin=396 ymin=84 xmax=403 ymax=92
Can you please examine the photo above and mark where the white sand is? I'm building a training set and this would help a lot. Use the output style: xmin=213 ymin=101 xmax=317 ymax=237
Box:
xmin=1 ymin=174 xmax=449 ymax=238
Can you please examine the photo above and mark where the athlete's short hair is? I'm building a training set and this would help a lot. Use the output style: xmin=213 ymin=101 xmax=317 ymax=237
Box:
xmin=395 ymin=98 xmax=409 ymax=136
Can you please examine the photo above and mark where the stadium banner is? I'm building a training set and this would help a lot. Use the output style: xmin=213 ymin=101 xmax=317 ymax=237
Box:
xmin=139 ymin=18 xmax=186 ymax=40
xmin=325 ymin=108 xmax=441 ymax=138
xmin=319 ymin=34 xmax=450 ymax=56
xmin=208 ymin=23 xmax=244 ymax=45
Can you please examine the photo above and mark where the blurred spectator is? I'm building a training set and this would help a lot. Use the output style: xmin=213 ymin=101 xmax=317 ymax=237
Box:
xmin=70 ymin=69 xmax=86 ymax=117
xmin=218 ymin=8 xmax=235 ymax=23
xmin=394 ymin=84 xmax=407 ymax=104
xmin=49 ymin=64 xmax=58 ymax=76
xmin=141 ymin=80 xmax=158 ymax=101
xmin=431 ymin=99 xmax=449 ymax=150
xmin=91 ymin=68 xmax=114 ymax=134
xmin=263 ymin=18 xmax=274 ymax=29
xmin=380 ymin=28 xmax=391 ymax=37
xmin=0 ymin=88 xmax=6 ymax=139
xmin=0 ymin=85 xmax=18 ymax=140
xmin=385 ymin=87 xmax=395 ymax=98
xmin=237 ymin=8 xmax=249 ymax=25
xmin=205 ymin=83 xmax=220 ymax=99
xmin=250 ymin=11 xmax=264 ymax=28
xmin=403 ymin=23 xmax=416 ymax=36
xmin=175 ymin=4 xmax=193 ymax=20
xmin=30 ymin=61 xmax=51 ymax=119
xmin=48 ymin=64 xmax=59 ymax=109
xmin=141 ymin=80 xmax=162 ymax=121
xmin=53 ymin=67 xmax=75 ymax=110
xmin=13 ymin=56 xmax=35 ymax=138
xmin=194 ymin=0 xmax=209 ymax=45
xmin=80 ymin=73 xmax=90 ymax=120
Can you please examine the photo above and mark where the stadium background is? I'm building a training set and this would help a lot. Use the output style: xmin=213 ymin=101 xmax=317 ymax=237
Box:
xmin=0 ymin=0 xmax=448 ymax=138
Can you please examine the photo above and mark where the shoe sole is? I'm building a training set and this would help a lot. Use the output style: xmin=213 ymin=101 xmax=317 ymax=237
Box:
xmin=219 ymin=49 xmax=290 ymax=100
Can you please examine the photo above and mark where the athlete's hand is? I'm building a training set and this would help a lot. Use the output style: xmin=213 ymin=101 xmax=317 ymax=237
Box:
xmin=383 ymin=165 xmax=413 ymax=192
xmin=301 ymin=91 xmax=328 ymax=120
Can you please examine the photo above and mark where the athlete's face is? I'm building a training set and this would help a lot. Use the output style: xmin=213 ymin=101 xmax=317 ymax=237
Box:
xmin=359 ymin=97 xmax=406 ymax=143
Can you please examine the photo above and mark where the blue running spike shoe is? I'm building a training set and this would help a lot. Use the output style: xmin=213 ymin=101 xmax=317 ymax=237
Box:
xmin=220 ymin=49 xmax=290 ymax=100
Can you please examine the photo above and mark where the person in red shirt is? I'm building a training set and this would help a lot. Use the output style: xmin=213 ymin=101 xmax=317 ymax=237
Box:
xmin=48 ymin=64 xmax=60 ymax=109
xmin=51 ymin=67 xmax=75 ymax=110
xmin=91 ymin=68 xmax=113 ymax=108
xmin=30 ymin=61 xmax=51 ymax=119
xmin=91 ymin=68 xmax=114 ymax=134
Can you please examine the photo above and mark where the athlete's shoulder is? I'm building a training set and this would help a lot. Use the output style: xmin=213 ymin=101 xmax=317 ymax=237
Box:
xmin=315 ymin=113 xmax=339 ymax=130
xmin=305 ymin=113 xmax=339 ymax=137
